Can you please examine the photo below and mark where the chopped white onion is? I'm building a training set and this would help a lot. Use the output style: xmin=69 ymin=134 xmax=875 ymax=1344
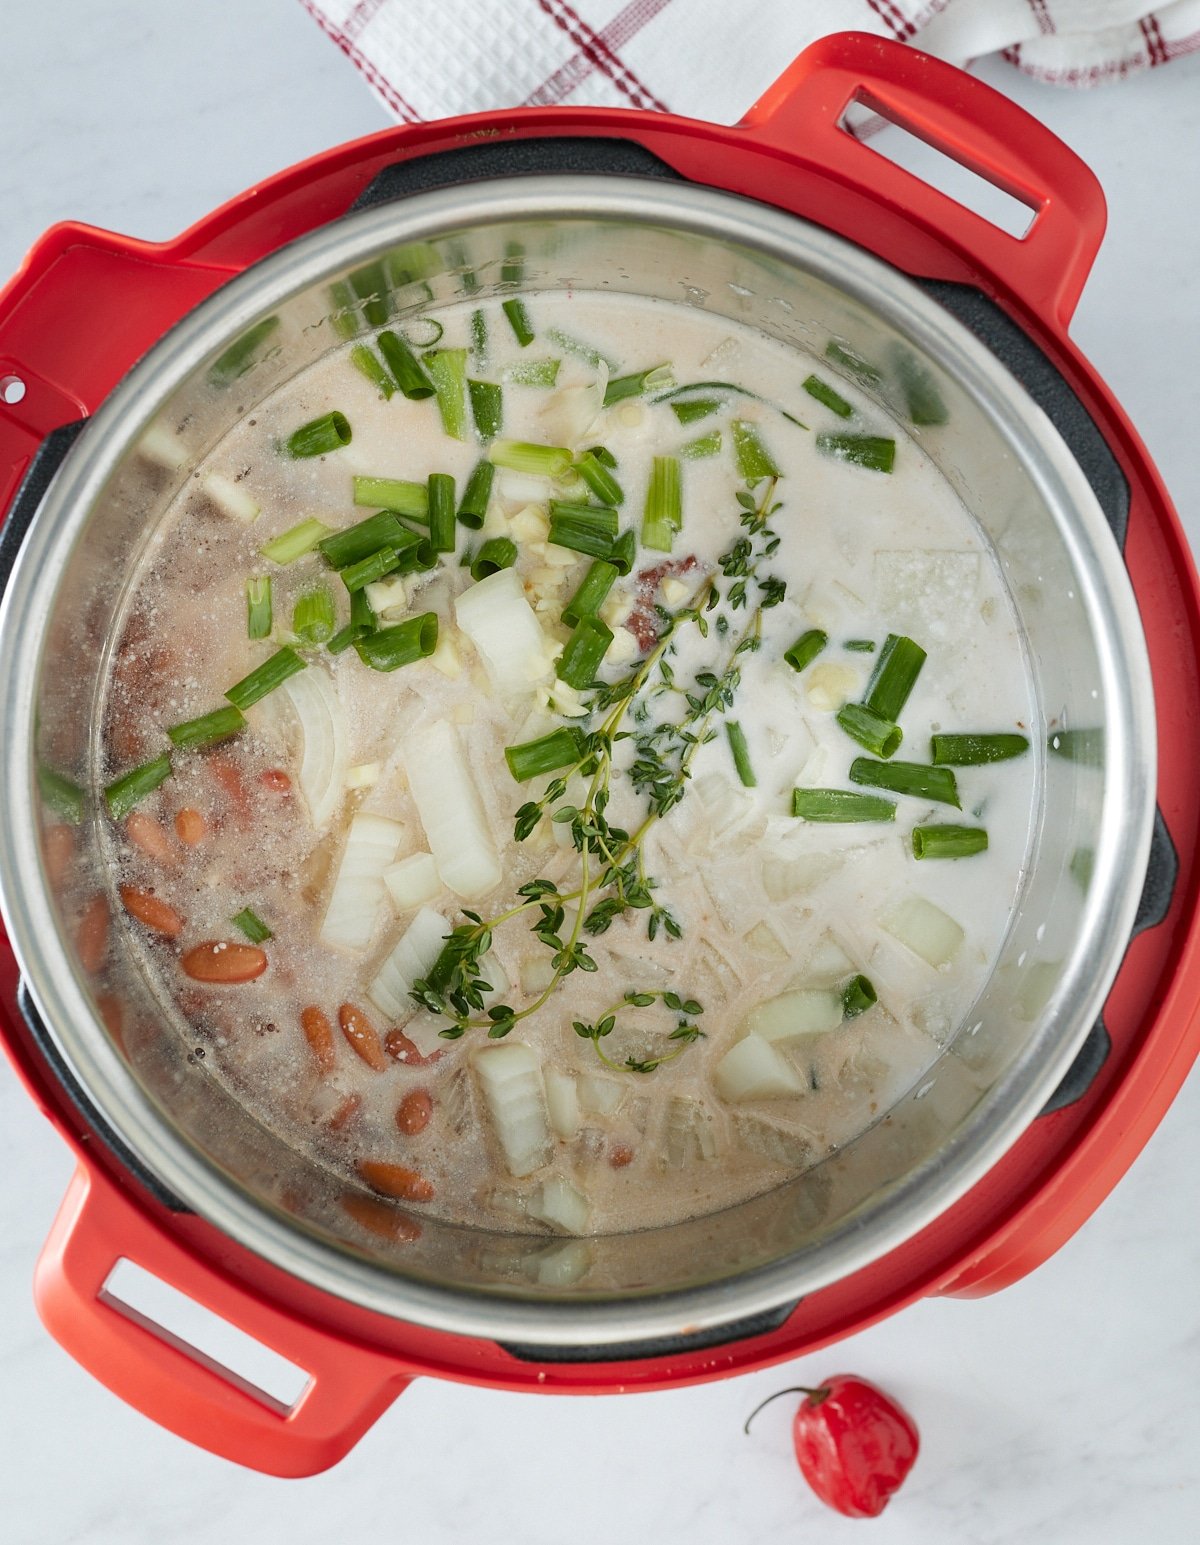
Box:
xmin=661 ymin=1096 xmax=719 ymax=1168
xmin=805 ymin=933 xmax=857 ymax=984
xmin=473 ymin=1042 xmax=552 ymax=1177
xmin=538 ymin=361 xmax=608 ymax=446
xmin=529 ymin=1175 xmax=589 ymax=1235
xmin=804 ymin=663 xmax=861 ymax=713
xmin=577 ymin=1072 xmax=625 ymax=1117
xmin=367 ymin=906 xmax=449 ymax=1022
xmin=605 ymin=626 xmax=640 ymax=667
xmin=383 ymin=851 xmax=441 ymax=913
xmin=403 ymin=1011 xmax=450 ymax=1059
xmin=880 ymin=896 xmax=964 ymax=968
xmin=139 ymin=421 xmax=188 ymax=470
xmin=545 ymin=1068 xmax=581 ymax=1138
xmin=202 ymin=472 xmax=259 ymax=523
xmin=762 ymin=850 xmax=842 ymax=902
xmin=733 ymin=1112 xmax=814 ymax=1167
xmin=364 ymin=574 xmax=408 ymax=619
xmin=743 ymin=921 xmax=789 ymax=961
xmin=281 ymin=668 xmax=349 ymax=830
xmin=747 ymin=988 xmax=843 ymax=1044
xmin=534 ymin=1240 xmax=591 ymax=1287
xmin=713 ymin=1035 xmax=808 ymax=1102
xmin=318 ymin=813 xmax=404 ymax=952
xmin=345 ymin=762 xmax=380 ymax=790
xmin=509 ymin=504 xmax=550 ymax=543
xmin=403 ymin=719 xmax=501 ymax=900
xmin=520 ymin=954 xmax=557 ymax=996
xmin=454 ymin=568 xmax=550 ymax=695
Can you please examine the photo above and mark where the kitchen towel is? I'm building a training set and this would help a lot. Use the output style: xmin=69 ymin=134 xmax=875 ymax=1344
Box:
xmin=298 ymin=0 xmax=1200 ymax=124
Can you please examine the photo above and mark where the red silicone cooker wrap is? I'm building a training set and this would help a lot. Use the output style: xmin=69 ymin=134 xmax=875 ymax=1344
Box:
xmin=1 ymin=33 xmax=1197 ymax=1476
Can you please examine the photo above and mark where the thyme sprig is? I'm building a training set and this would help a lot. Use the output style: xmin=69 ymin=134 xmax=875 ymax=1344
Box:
xmin=574 ymin=990 xmax=705 ymax=1074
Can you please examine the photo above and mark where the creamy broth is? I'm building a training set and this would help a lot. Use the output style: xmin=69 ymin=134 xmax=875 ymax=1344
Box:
xmin=98 ymin=293 xmax=1039 ymax=1235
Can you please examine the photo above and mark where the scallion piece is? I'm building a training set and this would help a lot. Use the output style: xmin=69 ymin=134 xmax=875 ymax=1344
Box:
xmin=931 ymin=732 xmax=1031 ymax=766
xmin=791 ymin=788 xmax=896 ymax=823
xmin=457 ymin=459 xmax=495 ymax=530
xmin=586 ymin=445 xmax=617 ymax=469
xmin=341 ymin=546 xmax=399 ymax=593
xmin=394 ymin=536 xmax=437 ymax=575
xmin=328 ymin=281 xmax=362 ymax=341
xmin=425 ymin=348 xmax=468 ymax=440
xmin=725 ymin=721 xmax=756 ymax=788
xmin=207 ymin=317 xmax=280 ymax=388
xmin=912 ymin=824 xmax=988 ymax=860
xmin=285 ymin=412 xmax=351 ymax=459
xmin=562 ymin=559 xmax=619 ymax=628
xmin=470 ymin=538 xmax=517 ymax=581
xmin=328 ymin=588 xmax=375 ymax=655
xmin=653 ymin=381 xmax=808 ymax=431
xmin=469 ymin=308 xmax=488 ymax=365
xmin=548 ymin=517 xmax=617 ymax=561
xmin=292 ymin=585 xmax=336 ymax=643
xmin=609 ymin=529 xmax=637 ymax=577
xmin=603 ymin=364 xmax=671 ymax=407
xmin=37 ymin=765 xmax=85 ymax=825
xmin=670 ymin=397 xmax=719 ymax=425
xmin=489 ymin=438 xmax=572 ymax=478
xmin=501 ymin=242 xmax=524 ymax=285
xmin=802 ymin=374 xmax=854 ymax=417
xmin=547 ymin=502 xmax=618 ymax=535
xmin=784 ymin=629 xmax=827 ymax=673
xmin=353 ymin=613 xmax=438 ymax=673
xmin=504 ymin=727 xmax=585 ymax=783
xmin=225 ymin=647 xmax=306 ymax=710
xmin=837 ymin=703 xmax=903 ymax=759
xmin=167 ymin=706 xmax=246 ymax=752
xmin=349 ymin=343 xmax=395 ymax=399
xmin=428 ymin=472 xmax=457 ymax=553
xmin=641 ymin=454 xmax=681 ymax=553
xmin=732 ymin=419 xmax=780 ymax=482
xmin=320 ymin=510 xmax=418 ymax=569
xmin=557 ymin=616 xmax=612 ymax=689
xmin=349 ymin=260 xmax=392 ymax=328
xmin=105 ymin=756 xmax=173 ymax=821
xmin=502 ymin=299 xmax=534 ymax=347
xmin=351 ymin=476 xmax=428 ymax=520
xmin=378 ymin=330 xmax=435 ymax=400
xmin=246 ymin=576 xmax=272 ymax=640
xmin=259 ymin=518 xmax=332 ymax=566
xmin=232 ymin=907 xmax=272 ymax=944
xmin=844 ymin=639 xmax=875 ymax=652
xmin=680 ymin=430 xmax=721 ymax=459
xmin=545 ymin=327 xmax=614 ymax=371
xmin=824 ymin=339 xmax=882 ymax=386
xmin=865 ymin=633 xmax=926 ymax=722
xmin=816 ymin=432 xmax=895 ymax=473
xmin=468 ymin=378 xmax=503 ymax=442
xmin=575 ymin=450 xmax=624 ymax=506
xmin=841 ymin=974 xmax=877 ymax=1019
xmin=895 ymin=350 xmax=948 ymax=426
xmin=506 ymin=357 xmax=560 ymax=388
xmin=849 ymin=757 xmax=960 ymax=807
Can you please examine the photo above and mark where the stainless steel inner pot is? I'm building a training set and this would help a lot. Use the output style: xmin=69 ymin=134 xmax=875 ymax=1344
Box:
xmin=0 ymin=178 xmax=1155 ymax=1345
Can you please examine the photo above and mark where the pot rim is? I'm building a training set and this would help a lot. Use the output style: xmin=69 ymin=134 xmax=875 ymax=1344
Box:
xmin=0 ymin=176 xmax=1156 ymax=1346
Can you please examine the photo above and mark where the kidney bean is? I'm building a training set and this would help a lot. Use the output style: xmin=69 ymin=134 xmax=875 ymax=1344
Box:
xmin=42 ymin=824 xmax=74 ymax=889
xmin=76 ymin=894 xmax=110 ymax=974
xmin=396 ymin=1089 xmax=433 ymax=1135
xmin=95 ymin=991 xmax=125 ymax=1052
xmin=174 ymin=807 xmax=207 ymax=846
xmin=384 ymin=1027 xmax=444 ymax=1067
xmin=119 ymin=884 xmax=184 ymax=938
xmin=125 ymin=811 xmax=176 ymax=865
xmin=207 ymin=755 xmax=251 ymax=821
xmin=259 ymin=768 xmax=291 ymax=793
xmin=357 ymin=1159 xmax=435 ymax=1203
xmin=181 ymin=940 xmax=268 ymax=983
xmin=327 ymin=1092 xmax=362 ymax=1132
xmin=609 ymin=1143 xmax=635 ymax=1169
xmin=338 ymin=1003 xmax=389 ymax=1072
xmin=300 ymin=1005 xmax=336 ymax=1074
xmin=340 ymin=1192 xmax=422 ymax=1243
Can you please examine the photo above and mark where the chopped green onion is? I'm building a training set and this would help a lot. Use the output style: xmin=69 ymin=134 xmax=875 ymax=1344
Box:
xmin=670 ymin=397 xmax=719 ymax=425
xmin=425 ymin=348 xmax=468 ymax=440
xmin=231 ymin=907 xmax=272 ymax=944
xmin=1070 ymin=847 xmax=1095 ymax=892
xmin=328 ymin=281 xmax=362 ymax=341
xmin=285 ymin=413 xmax=351 ymax=459
xmin=328 ymin=588 xmax=375 ymax=655
xmin=562 ymin=559 xmax=619 ymax=628
xmin=349 ymin=343 xmax=395 ymax=399
xmin=725 ymin=721 xmax=756 ymax=787
xmin=575 ymin=450 xmax=624 ymax=506
xmin=225 ymin=647 xmax=306 ymax=709
xmin=489 ymin=439 xmax=572 ymax=478
xmin=732 ymin=420 xmax=780 ymax=482
xmin=824 ymin=339 xmax=882 ymax=386
xmin=348 ymin=260 xmax=392 ymax=328
xmin=680 ymin=430 xmax=721 ymax=459
xmin=816 ymin=432 xmax=895 ymax=473
xmin=504 ymin=727 xmax=585 ymax=783
xmin=1048 ymin=728 xmax=1104 ymax=762
xmin=37 ymin=766 xmax=85 ymax=825
xmin=428 ymin=472 xmax=457 ymax=553
xmin=557 ymin=617 xmax=612 ymax=689
xmin=292 ymin=585 xmax=336 ymax=643
xmin=378 ymin=330 xmax=435 ymax=399
xmin=506 ymin=357 xmax=560 ymax=388
xmin=609 ymin=529 xmax=637 ymax=576
xmin=468 ymin=378 xmax=503 ymax=442
xmin=501 ymin=242 xmax=524 ymax=285
xmin=931 ymin=732 xmax=1031 ymax=766
xmin=802 ymin=374 xmax=854 ymax=418
xmin=545 ymin=327 xmax=613 ymax=370
xmin=320 ymin=510 xmax=419 ymax=569
xmin=844 ymin=639 xmax=875 ymax=652
xmin=403 ymin=317 xmax=444 ymax=349
xmin=912 ymin=824 xmax=988 ymax=860
xmin=457 ymin=459 xmax=495 ymax=530
xmin=393 ymin=536 xmax=437 ymax=575
xmin=865 ymin=634 xmax=926 ymax=722
xmin=894 ymin=350 xmax=948 ymax=426
xmin=469 ymin=308 xmax=488 ymax=365
xmin=167 ymin=706 xmax=246 ymax=752
xmin=470 ymin=538 xmax=517 ymax=581
xmin=837 ymin=703 xmax=903 ymax=759
xmin=105 ymin=756 xmax=173 ymax=821
xmin=351 ymin=476 xmax=428 ymax=520
xmin=547 ymin=518 xmax=618 ymax=561
xmin=849 ymin=757 xmax=960 ymax=807
xmin=259 ymin=518 xmax=332 ymax=566
xmin=502 ymin=299 xmax=534 ymax=347
xmin=641 ymin=454 xmax=681 ymax=553
xmin=653 ymin=381 xmax=809 ymax=431
xmin=841 ymin=974 xmax=877 ymax=1019
xmin=791 ymin=788 xmax=896 ymax=823
xmin=207 ymin=318 xmax=280 ymax=388
xmin=342 ymin=546 xmax=400 ymax=593
xmin=603 ymin=365 xmax=671 ymax=407
xmin=246 ymin=576 xmax=273 ymax=640
xmin=547 ymin=502 xmax=618 ymax=535
xmin=784 ymin=629 xmax=827 ymax=673
xmin=586 ymin=445 xmax=617 ymax=469
xmin=354 ymin=613 xmax=438 ymax=672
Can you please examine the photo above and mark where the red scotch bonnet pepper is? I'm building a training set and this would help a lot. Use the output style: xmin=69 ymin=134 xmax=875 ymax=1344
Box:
xmin=744 ymin=1376 xmax=920 ymax=1518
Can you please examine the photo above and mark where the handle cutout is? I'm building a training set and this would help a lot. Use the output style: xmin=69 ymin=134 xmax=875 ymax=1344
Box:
xmin=101 ymin=1259 xmax=311 ymax=1414
xmin=841 ymin=97 xmax=1037 ymax=239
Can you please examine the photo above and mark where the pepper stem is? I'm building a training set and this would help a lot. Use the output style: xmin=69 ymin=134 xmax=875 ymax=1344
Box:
xmin=743 ymin=1385 xmax=831 ymax=1434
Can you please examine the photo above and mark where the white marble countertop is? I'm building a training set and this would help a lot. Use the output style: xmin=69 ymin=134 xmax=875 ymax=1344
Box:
xmin=1 ymin=3 xmax=1198 ymax=1541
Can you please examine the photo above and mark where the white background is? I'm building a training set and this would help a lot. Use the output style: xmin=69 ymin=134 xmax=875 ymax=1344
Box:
xmin=1 ymin=3 xmax=1198 ymax=1541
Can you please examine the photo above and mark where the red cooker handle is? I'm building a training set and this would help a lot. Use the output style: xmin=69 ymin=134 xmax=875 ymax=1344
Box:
xmin=34 ymin=1165 xmax=412 ymax=1476
xmin=737 ymin=30 xmax=1106 ymax=329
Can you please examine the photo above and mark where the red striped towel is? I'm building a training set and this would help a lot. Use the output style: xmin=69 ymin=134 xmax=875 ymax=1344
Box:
xmin=298 ymin=0 xmax=1200 ymax=123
